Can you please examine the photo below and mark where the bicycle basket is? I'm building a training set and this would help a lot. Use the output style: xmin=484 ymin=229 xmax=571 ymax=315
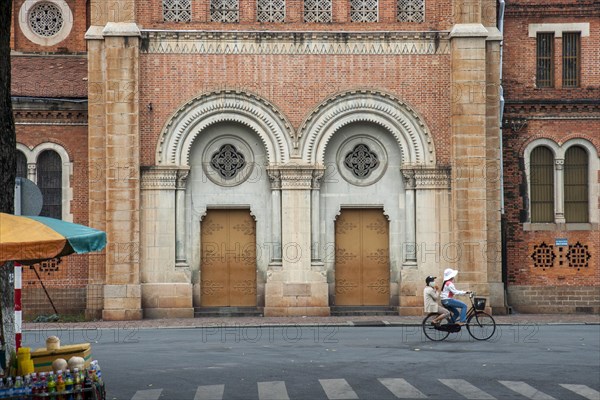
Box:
xmin=474 ymin=297 xmax=486 ymax=310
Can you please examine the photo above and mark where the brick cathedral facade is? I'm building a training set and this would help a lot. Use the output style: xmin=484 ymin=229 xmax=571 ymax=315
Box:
xmin=10 ymin=0 xmax=599 ymax=319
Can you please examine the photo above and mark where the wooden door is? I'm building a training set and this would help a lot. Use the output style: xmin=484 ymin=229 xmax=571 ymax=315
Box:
xmin=200 ymin=209 xmax=257 ymax=307
xmin=335 ymin=209 xmax=389 ymax=306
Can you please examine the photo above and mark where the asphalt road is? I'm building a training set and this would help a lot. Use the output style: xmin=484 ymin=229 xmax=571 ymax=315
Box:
xmin=22 ymin=323 xmax=600 ymax=400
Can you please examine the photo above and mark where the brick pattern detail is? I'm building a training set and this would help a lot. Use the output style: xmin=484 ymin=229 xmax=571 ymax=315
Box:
xmin=508 ymin=286 xmax=600 ymax=314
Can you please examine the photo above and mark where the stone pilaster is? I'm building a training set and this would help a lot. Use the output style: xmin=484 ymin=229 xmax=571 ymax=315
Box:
xmin=264 ymin=164 xmax=329 ymax=316
xmin=85 ymin=19 xmax=143 ymax=321
xmin=140 ymin=166 xmax=193 ymax=319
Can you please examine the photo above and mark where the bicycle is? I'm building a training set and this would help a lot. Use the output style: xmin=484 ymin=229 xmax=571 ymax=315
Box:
xmin=422 ymin=292 xmax=496 ymax=341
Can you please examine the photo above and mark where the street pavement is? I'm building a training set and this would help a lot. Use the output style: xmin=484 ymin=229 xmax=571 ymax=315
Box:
xmin=21 ymin=315 xmax=600 ymax=400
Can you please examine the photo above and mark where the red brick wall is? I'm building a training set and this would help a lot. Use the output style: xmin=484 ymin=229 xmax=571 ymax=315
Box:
xmin=11 ymin=0 xmax=88 ymax=53
xmin=139 ymin=52 xmax=452 ymax=166
xmin=136 ymin=0 xmax=454 ymax=31
xmin=503 ymin=3 xmax=600 ymax=99
xmin=12 ymin=56 xmax=88 ymax=98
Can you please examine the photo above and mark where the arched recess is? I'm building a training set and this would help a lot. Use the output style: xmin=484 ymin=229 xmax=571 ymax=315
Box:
xmin=156 ymin=90 xmax=294 ymax=166
xmin=16 ymin=142 xmax=73 ymax=221
xmin=299 ymin=90 xmax=436 ymax=166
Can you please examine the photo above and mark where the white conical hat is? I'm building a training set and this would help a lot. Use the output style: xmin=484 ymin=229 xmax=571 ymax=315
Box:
xmin=443 ymin=268 xmax=458 ymax=280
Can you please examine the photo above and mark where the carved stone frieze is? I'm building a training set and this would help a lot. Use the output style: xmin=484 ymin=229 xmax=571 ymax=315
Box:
xmin=274 ymin=164 xmax=318 ymax=190
xmin=142 ymin=30 xmax=450 ymax=55
xmin=141 ymin=166 xmax=180 ymax=190
xmin=401 ymin=166 xmax=451 ymax=190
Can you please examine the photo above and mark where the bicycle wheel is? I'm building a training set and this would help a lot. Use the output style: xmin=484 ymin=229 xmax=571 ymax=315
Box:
xmin=467 ymin=311 xmax=496 ymax=340
xmin=422 ymin=313 xmax=450 ymax=341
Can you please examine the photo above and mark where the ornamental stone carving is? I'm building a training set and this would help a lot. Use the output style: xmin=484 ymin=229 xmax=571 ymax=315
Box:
xmin=142 ymin=31 xmax=450 ymax=56
xmin=141 ymin=166 xmax=179 ymax=190
xmin=278 ymin=165 xmax=316 ymax=190
xmin=401 ymin=167 xmax=451 ymax=190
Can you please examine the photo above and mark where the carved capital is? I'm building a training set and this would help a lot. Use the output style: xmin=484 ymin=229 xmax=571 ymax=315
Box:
xmin=277 ymin=164 xmax=316 ymax=190
xmin=141 ymin=166 xmax=179 ymax=190
xmin=266 ymin=167 xmax=282 ymax=190
xmin=400 ymin=169 xmax=416 ymax=189
xmin=555 ymin=158 xmax=565 ymax=170
xmin=312 ymin=166 xmax=326 ymax=189
xmin=176 ymin=168 xmax=190 ymax=190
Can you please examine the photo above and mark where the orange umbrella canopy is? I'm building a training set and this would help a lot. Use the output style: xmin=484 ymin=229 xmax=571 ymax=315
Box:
xmin=0 ymin=213 xmax=106 ymax=264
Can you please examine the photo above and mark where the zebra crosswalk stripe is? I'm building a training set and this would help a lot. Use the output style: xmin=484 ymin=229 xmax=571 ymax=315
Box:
xmin=319 ymin=378 xmax=359 ymax=399
xmin=194 ymin=384 xmax=225 ymax=400
xmin=439 ymin=379 xmax=496 ymax=400
xmin=258 ymin=381 xmax=290 ymax=400
xmin=499 ymin=380 xmax=556 ymax=400
xmin=559 ymin=384 xmax=600 ymax=400
xmin=378 ymin=378 xmax=427 ymax=399
xmin=131 ymin=388 xmax=163 ymax=400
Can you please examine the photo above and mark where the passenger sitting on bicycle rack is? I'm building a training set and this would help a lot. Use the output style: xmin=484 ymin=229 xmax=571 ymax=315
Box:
xmin=440 ymin=268 xmax=471 ymax=326
xmin=423 ymin=276 xmax=450 ymax=325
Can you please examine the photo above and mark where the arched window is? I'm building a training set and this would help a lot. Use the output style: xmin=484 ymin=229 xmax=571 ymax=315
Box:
xmin=37 ymin=150 xmax=62 ymax=219
xmin=564 ymin=146 xmax=588 ymax=223
xmin=530 ymin=146 xmax=554 ymax=223
xmin=16 ymin=151 xmax=27 ymax=179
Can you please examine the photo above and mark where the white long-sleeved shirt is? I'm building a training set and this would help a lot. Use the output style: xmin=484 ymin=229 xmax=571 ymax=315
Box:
xmin=440 ymin=280 xmax=467 ymax=300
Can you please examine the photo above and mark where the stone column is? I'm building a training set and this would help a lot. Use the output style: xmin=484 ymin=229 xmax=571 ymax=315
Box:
xmin=555 ymin=159 xmax=566 ymax=224
xmin=140 ymin=167 xmax=193 ymax=319
xmin=401 ymin=169 xmax=417 ymax=263
xmin=267 ymin=168 xmax=282 ymax=264
xmin=175 ymin=169 xmax=190 ymax=267
xmin=311 ymin=167 xmax=325 ymax=265
xmin=263 ymin=164 xmax=329 ymax=316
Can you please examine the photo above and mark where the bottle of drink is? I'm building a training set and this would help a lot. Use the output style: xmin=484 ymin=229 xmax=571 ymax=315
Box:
xmin=14 ymin=376 xmax=24 ymax=397
xmin=73 ymin=367 xmax=83 ymax=400
xmin=56 ymin=369 xmax=65 ymax=400
xmin=39 ymin=372 xmax=48 ymax=394
xmin=0 ymin=378 xmax=5 ymax=398
xmin=91 ymin=361 xmax=102 ymax=384
xmin=30 ymin=372 xmax=39 ymax=396
xmin=65 ymin=369 xmax=74 ymax=400
xmin=48 ymin=371 xmax=57 ymax=393
xmin=23 ymin=374 xmax=32 ymax=396
xmin=83 ymin=367 xmax=93 ymax=400
xmin=5 ymin=377 xmax=14 ymax=398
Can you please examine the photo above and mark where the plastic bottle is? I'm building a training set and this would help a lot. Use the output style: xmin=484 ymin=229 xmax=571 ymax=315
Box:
xmin=39 ymin=372 xmax=48 ymax=394
xmin=23 ymin=374 xmax=32 ymax=396
xmin=65 ymin=369 xmax=74 ymax=400
xmin=30 ymin=372 xmax=39 ymax=396
xmin=47 ymin=371 xmax=57 ymax=393
xmin=14 ymin=376 xmax=24 ymax=396
xmin=5 ymin=377 xmax=13 ymax=398
xmin=83 ymin=368 xmax=93 ymax=400
xmin=91 ymin=361 xmax=102 ymax=383
xmin=73 ymin=367 xmax=83 ymax=400
xmin=56 ymin=369 xmax=66 ymax=391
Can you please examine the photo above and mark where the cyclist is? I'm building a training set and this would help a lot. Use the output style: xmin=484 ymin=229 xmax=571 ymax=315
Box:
xmin=440 ymin=268 xmax=470 ymax=325
xmin=423 ymin=275 xmax=449 ymax=325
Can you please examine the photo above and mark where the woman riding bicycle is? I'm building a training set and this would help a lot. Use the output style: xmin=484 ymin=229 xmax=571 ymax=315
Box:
xmin=440 ymin=268 xmax=470 ymax=326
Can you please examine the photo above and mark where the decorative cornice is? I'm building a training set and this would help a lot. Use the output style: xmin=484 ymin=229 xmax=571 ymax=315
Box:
xmin=401 ymin=166 xmax=451 ymax=190
xmin=504 ymin=100 xmax=600 ymax=117
xmin=14 ymin=109 xmax=88 ymax=125
xmin=141 ymin=166 xmax=180 ymax=190
xmin=141 ymin=30 xmax=450 ymax=55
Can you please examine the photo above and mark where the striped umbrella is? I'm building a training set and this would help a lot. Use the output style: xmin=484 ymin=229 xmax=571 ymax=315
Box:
xmin=0 ymin=213 xmax=106 ymax=264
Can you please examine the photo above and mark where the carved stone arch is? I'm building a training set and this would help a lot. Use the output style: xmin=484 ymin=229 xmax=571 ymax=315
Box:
xmin=298 ymin=90 xmax=436 ymax=165
xmin=156 ymin=90 xmax=294 ymax=166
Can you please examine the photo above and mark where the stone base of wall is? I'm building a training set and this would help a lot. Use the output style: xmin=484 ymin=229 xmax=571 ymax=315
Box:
xmin=264 ymin=272 xmax=330 ymax=316
xmin=141 ymin=283 xmax=193 ymax=319
xmin=508 ymin=286 xmax=600 ymax=314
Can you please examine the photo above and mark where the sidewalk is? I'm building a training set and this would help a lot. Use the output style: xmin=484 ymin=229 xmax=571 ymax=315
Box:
xmin=22 ymin=313 xmax=600 ymax=330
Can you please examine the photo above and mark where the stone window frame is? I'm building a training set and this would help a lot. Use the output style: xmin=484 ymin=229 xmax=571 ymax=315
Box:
xmin=18 ymin=0 xmax=73 ymax=47
xmin=257 ymin=0 xmax=286 ymax=23
xmin=16 ymin=142 xmax=73 ymax=222
xmin=210 ymin=0 xmax=240 ymax=23
xmin=523 ymin=138 xmax=599 ymax=231
xmin=304 ymin=0 xmax=333 ymax=23
xmin=397 ymin=0 xmax=425 ymax=23
xmin=163 ymin=0 xmax=192 ymax=23
xmin=350 ymin=0 xmax=378 ymax=23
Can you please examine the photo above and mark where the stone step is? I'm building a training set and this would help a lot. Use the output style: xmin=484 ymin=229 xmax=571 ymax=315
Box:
xmin=194 ymin=307 xmax=264 ymax=318
xmin=330 ymin=306 xmax=398 ymax=316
